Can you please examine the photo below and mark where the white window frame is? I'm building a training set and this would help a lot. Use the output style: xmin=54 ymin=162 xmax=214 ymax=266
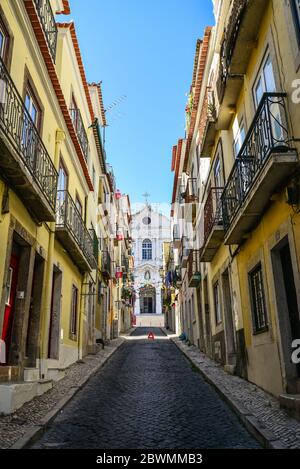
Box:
xmin=142 ymin=239 xmax=152 ymax=261
xmin=252 ymin=52 xmax=276 ymax=108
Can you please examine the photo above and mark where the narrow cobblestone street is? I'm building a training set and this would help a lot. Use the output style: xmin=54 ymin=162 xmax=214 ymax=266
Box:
xmin=32 ymin=328 xmax=260 ymax=449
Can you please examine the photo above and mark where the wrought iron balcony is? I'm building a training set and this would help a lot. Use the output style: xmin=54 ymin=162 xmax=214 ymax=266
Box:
xmin=177 ymin=185 xmax=186 ymax=204
xmin=70 ymin=108 xmax=89 ymax=161
xmin=200 ymin=187 xmax=224 ymax=262
xmin=122 ymin=254 xmax=129 ymax=272
xmin=187 ymin=250 xmax=201 ymax=288
xmin=199 ymin=88 xmax=217 ymax=158
xmin=180 ymin=236 xmax=190 ymax=268
xmin=101 ymin=250 xmax=112 ymax=278
xmin=56 ymin=191 xmax=97 ymax=271
xmin=217 ymin=0 xmax=247 ymax=104
xmin=33 ymin=0 xmax=58 ymax=63
xmin=106 ymin=163 xmax=116 ymax=192
xmin=184 ymin=178 xmax=198 ymax=203
xmin=222 ymin=93 xmax=298 ymax=245
xmin=0 ymin=56 xmax=58 ymax=221
xmin=89 ymin=228 xmax=99 ymax=266
xmin=216 ymin=0 xmax=266 ymax=129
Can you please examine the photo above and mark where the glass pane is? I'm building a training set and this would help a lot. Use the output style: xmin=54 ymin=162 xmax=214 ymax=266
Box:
xmin=31 ymin=103 xmax=38 ymax=125
xmin=58 ymin=166 xmax=67 ymax=191
xmin=263 ymin=56 xmax=276 ymax=93
xmin=234 ymin=123 xmax=245 ymax=157
xmin=214 ymin=157 xmax=221 ymax=187
xmin=255 ymin=78 xmax=264 ymax=107
xmin=25 ymin=93 xmax=31 ymax=112
xmin=0 ymin=31 xmax=4 ymax=59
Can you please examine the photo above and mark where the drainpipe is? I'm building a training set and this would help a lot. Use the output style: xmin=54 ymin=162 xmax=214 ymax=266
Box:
xmin=40 ymin=129 xmax=65 ymax=379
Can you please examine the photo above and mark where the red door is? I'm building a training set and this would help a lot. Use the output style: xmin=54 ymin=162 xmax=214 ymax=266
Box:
xmin=1 ymin=254 xmax=19 ymax=365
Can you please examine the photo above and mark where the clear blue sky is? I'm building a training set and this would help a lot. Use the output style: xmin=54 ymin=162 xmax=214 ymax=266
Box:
xmin=64 ymin=0 xmax=214 ymax=206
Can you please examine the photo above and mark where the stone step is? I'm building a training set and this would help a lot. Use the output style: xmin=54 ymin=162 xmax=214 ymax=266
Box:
xmin=0 ymin=366 xmax=20 ymax=383
xmin=24 ymin=368 xmax=40 ymax=382
xmin=0 ymin=381 xmax=38 ymax=415
xmin=0 ymin=379 xmax=53 ymax=415
xmin=279 ymin=394 xmax=300 ymax=422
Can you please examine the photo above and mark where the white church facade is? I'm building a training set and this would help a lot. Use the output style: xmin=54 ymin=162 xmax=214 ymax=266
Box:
xmin=132 ymin=205 xmax=171 ymax=328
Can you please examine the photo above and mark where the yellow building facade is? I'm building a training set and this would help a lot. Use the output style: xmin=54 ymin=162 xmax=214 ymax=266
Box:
xmin=0 ymin=0 xmax=133 ymax=414
xmin=171 ymin=0 xmax=300 ymax=414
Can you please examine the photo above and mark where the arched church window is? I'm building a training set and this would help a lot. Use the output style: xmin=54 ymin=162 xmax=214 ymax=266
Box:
xmin=142 ymin=239 xmax=152 ymax=260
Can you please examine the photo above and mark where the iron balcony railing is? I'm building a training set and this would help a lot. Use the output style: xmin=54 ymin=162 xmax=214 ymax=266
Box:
xmin=122 ymin=255 xmax=129 ymax=272
xmin=198 ymin=88 xmax=217 ymax=153
xmin=102 ymin=250 xmax=112 ymax=276
xmin=222 ymin=93 xmax=293 ymax=231
xmin=180 ymin=236 xmax=190 ymax=265
xmin=106 ymin=163 xmax=116 ymax=192
xmin=184 ymin=178 xmax=198 ymax=203
xmin=56 ymin=190 xmax=97 ymax=269
xmin=203 ymin=187 xmax=223 ymax=243
xmin=187 ymin=250 xmax=201 ymax=283
xmin=0 ymin=56 xmax=58 ymax=210
xmin=70 ymin=108 xmax=89 ymax=161
xmin=178 ymin=185 xmax=186 ymax=204
xmin=33 ymin=0 xmax=58 ymax=63
xmin=216 ymin=0 xmax=247 ymax=103
xmin=89 ymin=227 xmax=99 ymax=265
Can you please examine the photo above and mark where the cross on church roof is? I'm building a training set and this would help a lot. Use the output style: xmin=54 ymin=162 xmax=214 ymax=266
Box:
xmin=142 ymin=192 xmax=151 ymax=205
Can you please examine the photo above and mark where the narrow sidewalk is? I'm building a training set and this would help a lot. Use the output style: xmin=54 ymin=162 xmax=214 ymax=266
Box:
xmin=0 ymin=334 xmax=129 ymax=449
xmin=165 ymin=330 xmax=300 ymax=449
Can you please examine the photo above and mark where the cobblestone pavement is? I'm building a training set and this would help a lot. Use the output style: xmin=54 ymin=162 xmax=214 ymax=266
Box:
xmin=0 ymin=338 xmax=124 ymax=449
xmin=32 ymin=328 xmax=260 ymax=449
xmin=169 ymin=334 xmax=300 ymax=449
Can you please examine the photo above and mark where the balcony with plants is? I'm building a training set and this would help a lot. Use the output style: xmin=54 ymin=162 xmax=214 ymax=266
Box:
xmin=198 ymin=88 xmax=217 ymax=158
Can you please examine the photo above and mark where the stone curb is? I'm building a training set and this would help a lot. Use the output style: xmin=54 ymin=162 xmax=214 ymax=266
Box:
xmin=165 ymin=331 xmax=285 ymax=450
xmin=10 ymin=337 xmax=127 ymax=449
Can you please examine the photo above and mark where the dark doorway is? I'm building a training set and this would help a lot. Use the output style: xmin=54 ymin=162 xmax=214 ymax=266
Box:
xmin=272 ymin=237 xmax=300 ymax=392
xmin=140 ymin=286 xmax=156 ymax=315
xmin=222 ymin=269 xmax=236 ymax=367
xmin=4 ymin=236 xmax=35 ymax=367
xmin=25 ymin=253 xmax=45 ymax=367
xmin=142 ymin=297 xmax=153 ymax=314
xmin=196 ymin=286 xmax=205 ymax=352
xmin=280 ymin=244 xmax=300 ymax=377
xmin=203 ymin=278 xmax=212 ymax=357
xmin=48 ymin=267 xmax=62 ymax=360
